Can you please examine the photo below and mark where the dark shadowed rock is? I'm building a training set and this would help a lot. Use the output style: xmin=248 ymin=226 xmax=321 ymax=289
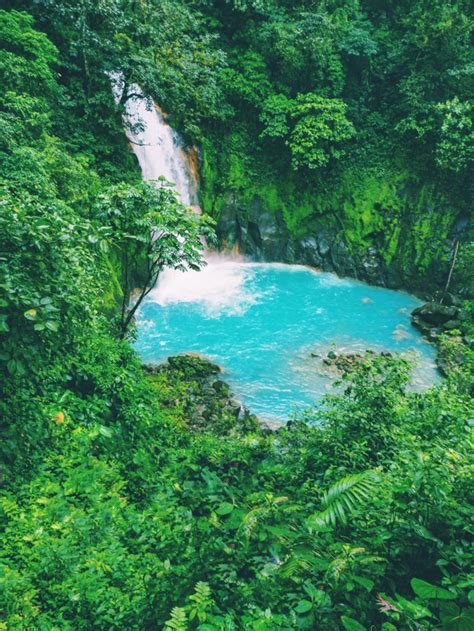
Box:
xmin=298 ymin=236 xmax=323 ymax=267
xmin=317 ymin=235 xmax=331 ymax=258
xmin=411 ymin=302 xmax=459 ymax=326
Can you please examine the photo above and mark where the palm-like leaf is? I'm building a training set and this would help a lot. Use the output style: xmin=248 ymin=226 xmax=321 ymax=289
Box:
xmin=309 ymin=470 xmax=381 ymax=528
xmin=279 ymin=554 xmax=313 ymax=578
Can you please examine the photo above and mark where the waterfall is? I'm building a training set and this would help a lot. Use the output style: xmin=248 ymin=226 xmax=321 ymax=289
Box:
xmin=111 ymin=74 xmax=199 ymax=208
xmin=111 ymin=73 xmax=243 ymax=305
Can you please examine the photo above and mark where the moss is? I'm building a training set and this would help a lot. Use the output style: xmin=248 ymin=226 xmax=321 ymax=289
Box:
xmin=201 ymin=132 xmax=460 ymax=291
xmin=100 ymin=251 xmax=124 ymax=314
xmin=384 ymin=225 xmax=402 ymax=263
xmin=200 ymin=138 xmax=219 ymax=215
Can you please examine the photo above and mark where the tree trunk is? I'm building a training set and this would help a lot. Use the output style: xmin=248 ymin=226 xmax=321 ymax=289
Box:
xmin=443 ymin=240 xmax=460 ymax=296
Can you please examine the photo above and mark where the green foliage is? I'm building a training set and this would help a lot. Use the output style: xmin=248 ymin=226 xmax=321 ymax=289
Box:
xmin=0 ymin=9 xmax=58 ymax=147
xmin=165 ymin=607 xmax=188 ymax=630
xmin=0 ymin=3 xmax=473 ymax=631
xmin=411 ymin=577 xmax=457 ymax=600
xmin=435 ymin=97 xmax=474 ymax=172
xmin=309 ymin=469 xmax=380 ymax=528
xmin=259 ymin=93 xmax=292 ymax=139
xmin=288 ymin=94 xmax=356 ymax=170
xmin=94 ymin=180 xmax=213 ymax=337
xmin=341 ymin=615 xmax=367 ymax=631
xmin=259 ymin=93 xmax=356 ymax=170
xmin=222 ymin=50 xmax=272 ymax=108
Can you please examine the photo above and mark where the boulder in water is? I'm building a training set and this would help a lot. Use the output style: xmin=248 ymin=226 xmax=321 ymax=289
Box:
xmin=411 ymin=302 xmax=459 ymax=326
xmin=319 ymin=349 xmax=395 ymax=375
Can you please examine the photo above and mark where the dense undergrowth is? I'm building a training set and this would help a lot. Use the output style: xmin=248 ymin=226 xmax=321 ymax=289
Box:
xmin=1 ymin=2 xmax=473 ymax=629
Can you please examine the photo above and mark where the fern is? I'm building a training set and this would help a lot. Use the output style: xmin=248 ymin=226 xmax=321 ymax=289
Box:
xmin=278 ymin=554 xmax=312 ymax=578
xmin=189 ymin=581 xmax=212 ymax=605
xmin=164 ymin=607 xmax=188 ymax=631
xmin=189 ymin=581 xmax=214 ymax=622
xmin=239 ymin=504 xmax=269 ymax=539
xmin=309 ymin=470 xmax=380 ymax=528
xmin=239 ymin=495 xmax=290 ymax=539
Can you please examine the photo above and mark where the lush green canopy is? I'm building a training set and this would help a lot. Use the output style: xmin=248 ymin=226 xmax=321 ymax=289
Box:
xmin=0 ymin=2 xmax=473 ymax=629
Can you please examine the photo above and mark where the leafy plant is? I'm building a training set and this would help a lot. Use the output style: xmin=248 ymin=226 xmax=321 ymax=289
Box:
xmin=95 ymin=180 xmax=214 ymax=338
xmin=309 ymin=470 xmax=381 ymax=528
xmin=288 ymin=94 xmax=356 ymax=170
xmin=165 ymin=607 xmax=188 ymax=631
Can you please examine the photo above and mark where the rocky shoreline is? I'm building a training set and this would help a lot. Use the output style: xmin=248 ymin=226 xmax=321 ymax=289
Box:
xmin=411 ymin=296 xmax=468 ymax=339
xmin=143 ymin=344 xmax=436 ymax=433
xmin=217 ymin=201 xmax=437 ymax=294
xmin=215 ymin=202 xmax=472 ymax=378
xmin=143 ymin=354 xmax=262 ymax=434
xmin=410 ymin=297 xmax=473 ymax=376
xmin=214 ymin=196 xmax=472 ymax=299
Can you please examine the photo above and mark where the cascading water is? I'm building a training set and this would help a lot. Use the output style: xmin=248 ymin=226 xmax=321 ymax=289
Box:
xmin=113 ymin=77 xmax=439 ymax=421
xmin=112 ymin=72 xmax=246 ymax=316
xmin=111 ymin=74 xmax=199 ymax=207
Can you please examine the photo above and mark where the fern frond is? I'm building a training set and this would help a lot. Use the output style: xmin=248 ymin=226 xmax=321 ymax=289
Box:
xmin=309 ymin=470 xmax=380 ymax=528
xmin=278 ymin=555 xmax=312 ymax=578
xmin=189 ymin=581 xmax=212 ymax=605
xmin=188 ymin=581 xmax=214 ymax=622
xmin=165 ymin=607 xmax=188 ymax=631
xmin=239 ymin=504 xmax=269 ymax=539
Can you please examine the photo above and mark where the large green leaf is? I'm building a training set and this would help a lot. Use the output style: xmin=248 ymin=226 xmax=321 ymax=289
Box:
xmin=411 ymin=578 xmax=457 ymax=600
xmin=341 ymin=615 xmax=367 ymax=631
xmin=295 ymin=599 xmax=313 ymax=614
xmin=216 ymin=501 xmax=234 ymax=516
xmin=395 ymin=594 xmax=433 ymax=619
xmin=439 ymin=603 xmax=474 ymax=631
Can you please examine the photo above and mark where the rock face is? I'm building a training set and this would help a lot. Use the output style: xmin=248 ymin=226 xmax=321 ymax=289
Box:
xmin=411 ymin=301 xmax=463 ymax=341
xmin=217 ymin=196 xmax=291 ymax=261
xmin=216 ymin=195 xmax=400 ymax=288
xmin=143 ymin=354 xmax=259 ymax=434
xmin=212 ymin=187 xmax=472 ymax=295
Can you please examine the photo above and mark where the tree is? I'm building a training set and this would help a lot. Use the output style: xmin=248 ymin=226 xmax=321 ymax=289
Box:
xmin=259 ymin=93 xmax=292 ymax=139
xmin=95 ymin=180 xmax=214 ymax=338
xmin=0 ymin=10 xmax=58 ymax=148
xmin=259 ymin=93 xmax=356 ymax=170
xmin=0 ymin=190 xmax=102 ymax=369
xmin=221 ymin=50 xmax=272 ymax=109
xmin=435 ymin=97 xmax=474 ymax=173
xmin=288 ymin=94 xmax=355 ymax=170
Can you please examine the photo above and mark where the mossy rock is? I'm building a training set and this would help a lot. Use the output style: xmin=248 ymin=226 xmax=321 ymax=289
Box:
xmin=144 ymin=355 xmax=260 ymax=435
xmin=167 ymin=354 xmax=221 ymax=379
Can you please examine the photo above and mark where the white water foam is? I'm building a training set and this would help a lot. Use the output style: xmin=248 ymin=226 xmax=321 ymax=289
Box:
xmin=149 ymin=256 xmax=261 ymax=317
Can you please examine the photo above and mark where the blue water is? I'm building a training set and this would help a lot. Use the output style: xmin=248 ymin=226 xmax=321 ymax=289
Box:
xmin=136 ymin=260 xmax=439 ymax=421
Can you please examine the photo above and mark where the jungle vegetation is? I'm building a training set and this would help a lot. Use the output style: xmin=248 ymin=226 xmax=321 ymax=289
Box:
xmin=0 ymin=2 xmax=473 ymax=629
